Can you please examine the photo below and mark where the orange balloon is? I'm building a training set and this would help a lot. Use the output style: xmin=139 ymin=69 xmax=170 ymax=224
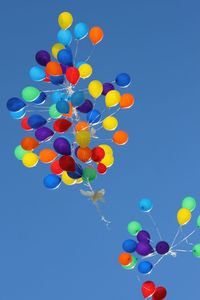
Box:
xmin=120 ymin=93 xmax=135 ymax=109
xmin=45 ymin=61 xmax=63 ymax=76
xmin=63 ymin=102 xmax=73 ymax=118
xmin=75 ymin=121 xmax=89 ymax=132
xmin=89 ymin=26 xmax=104 ymax=45
xmin=118 ymin=252 xmax=132 ymax=266
xmin=77 ymin=147 xmax=91 ymax=162
xmin=112 ymin=130 xmax=129 ymax=145
xmin=39 ymin=148 xmax=57 ymax=163
xmin=21 ymin=137 xmax=39 ymax=151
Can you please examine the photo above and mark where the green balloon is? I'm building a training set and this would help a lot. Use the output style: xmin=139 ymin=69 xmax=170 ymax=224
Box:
xmin=127 ymin=221 xmax=142 ymax=236
xmin=122 ymin=256 xmax=138 ymax=270
xmin=82 ymin=167 xmax=97 ymax=182
xmin=192 ymin=244 xmax=200 ymax=257
xmin=197 ymin=215 xmax=200 ymax=228
xmin=49 ymin=104 xmax=61 ymax=119
xmin=182 ymin=196 xmax=196 ymax=212
xmin=14 ymin=145 xmax=30 ymax=160
xmin=21 ymin=86 xmax=40 ymax=102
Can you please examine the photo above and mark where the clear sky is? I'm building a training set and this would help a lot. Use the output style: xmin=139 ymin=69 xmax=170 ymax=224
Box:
xmin=1 ymin=0 xmax=200 ymax=299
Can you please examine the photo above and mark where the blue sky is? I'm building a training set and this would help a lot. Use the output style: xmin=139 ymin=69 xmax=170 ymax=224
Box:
xmin=1 ymin=0 xmax=200 ymax=299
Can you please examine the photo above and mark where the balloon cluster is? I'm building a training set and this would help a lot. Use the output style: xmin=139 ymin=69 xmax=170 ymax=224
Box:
xmin=7 ymin=11 xmax=134 ymax=190
xmin=141 ymin=281 xmax=167 ymax=300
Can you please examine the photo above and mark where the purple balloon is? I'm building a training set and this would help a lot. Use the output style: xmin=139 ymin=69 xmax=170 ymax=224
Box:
xmin=77 ymin=99 xmax=93 ymax=113
xmin=35 ymin=50 xmax=51 ymax=66
xmin=53 ymin=137 xmax=71 ymax=155
xmin=60 ymin=64 xmax=69 ymax=73
xmin=137 ymin=230 xmax=151 ymax=243
xmin=102 ymin=83 xmax=115 ymax=96
xmin=35 ymin=127 xmax=54 ymax=142
xmin=156 ymin=241 xmax=169 ymax=255
xmin=136 ymin=242 xmax=154 ymax=256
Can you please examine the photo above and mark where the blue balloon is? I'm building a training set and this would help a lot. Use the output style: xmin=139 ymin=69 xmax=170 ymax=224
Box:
xmin=122 ymin=239 xmax=137 ymax=253
xmin=87 ymin=109 xmax=101 ymax=124
xmin=51 ymin=91 xmax=66 ymax=103
xmin=7 ymin=97 xmax=26 ymax=112
xmin=50 ymin=75 xmax=65 ymax=85
xmin=139 ymin=198 xmax=153 ymax=213
xmin=115 ymin=73 xmax=131 ymax=88
xmin=56 ymin=100 xmax=70 ymax=114
xmin=138 ymin=261 xmax=153 ymax=274
xmin=29 ymin=66 xmax=46 ymax=81
xmin=75 ymin=61 xmax=85 ymax=68
xmin=74 ymin=22 xmax=89 ymax=40
xmin=68 ymin=163 xmax=83 ymax=179
xmin=33 ymin=92 xmax=47 ymax=105
xmin=71 ymin=91 xmax=85 ymax=107
xmin=28 ymin=114 xmax=47 ymax=129
xmin=10 ymin=108 xmax=26 ymax=119
xmin=57 ymin=29 xmax=72 ymax=46
xmin=57 ymin=48 xmax=73 ymax=66
xmin=43 ymin=174 xmax=61 ymax=189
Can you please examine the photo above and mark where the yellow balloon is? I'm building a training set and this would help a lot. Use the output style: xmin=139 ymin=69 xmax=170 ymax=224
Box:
xmin=22 ymin=153 xmax=39 ymax=168
xmin=98 ymin=144 xmax=113 ymax=156
xmin=88 ymin=80 xmax=103 ymax=99
xmin=102 ymin=116 xmax=118 ymax=131
xmin=79 ymin=63 xmax=93 ymax=79
xmin=105 ymin=90 xmax=121 ymax=108
xmin=58 ymin=11 xmax=73 ymax=29
xmin=52 ymin=43 xmax=65 ymax=59
xmin=177 ymin=208 xmax=192 ymax=225
xmin=62 ymin=172 xmax=76 ymax=185
xmin=76 ymin=130 xmax=91 ymax=148
xmin=76 ymin=177 xmax=83 ymax=184
xmin=100 ymin=154 xmax=114 ymax=167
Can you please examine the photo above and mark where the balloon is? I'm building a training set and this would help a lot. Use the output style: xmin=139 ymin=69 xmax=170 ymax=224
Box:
xmin=43 ymin=174 xmax=61 ymax=189
xmin=46 ymin=61 xmax=63 ymax=76
xmin=102 ymin=83 xmax=114 ymax=96
xmin=28 ymin=114 xmax=47 ymax=129
xmin=88 ymin=80 xmax=103 ymax=99
xmin=21 ymin=137 xmax=39 ymax=151
xmin=51 ymin=91 xmax=66 ymax=103
xmin=82 ymin=167 xmax=97 ymax=182
xmin=76 ymin=130 xmax=91 ymax=148
xmin=156 ymin=241 xmax=169 ymax=255
xmin=58 ymin=11 xmax=73 ymax=29
xmin=51 ymin=43 xmax=65 ymax=59
xmin=56 ymin=100 xmax=70 ymax=114
xmin=141 ymin=281 xmax=156 ymax=299
xmin=33 ymin=92 xmax=46 ymax=105
xmin=59 ymin=155 xmax=75 ymax=172
xmin=91 ymin=147 xmax=105 ymax=162
xmin=115 ymin=73 xmax=131 ymax=87
xmin=57 ymin=29 xmax=72 ymax=45
xmin=63 ymin=102 xmax=73 ymax=118
xmin=97 ymin=163 xmax=107 ymax=174
xmin=50 ymin=74 xmax=65 ymax=85
xmin=139 ymin=198 xmax=153 ymax=213
xmin=105 ymin=90 xmax=120 ymax=107
xmin=78 ymin=63 xmax=93 ymax=78
xmin=75 ymin=121 xmax=89 ymax=132
xmin=49 ymin=104 xmax=62 ymax=119
xmin=138 ymin=261 xmax=153 ymax=274
xmin=182 ymin=196 xmax=196 ymax=212
xmin=7 ymin=97 xmax=26 ymax=112
xmin=50 ymin=159 xmax=63 ymax=175
xmin=35 ymin=127 xmax=54 ymax=142
xmin=29 ymin=66 xmax=46 ymax=81
xmin=87 ymin=109 xmax=101 ymax=124
xmin=77 ymin=147 xmax=91 ymax=162
xmin=177 ymin=207 xmax=191 ymax=225
xmin=137 ymin=230 xmax=151 ymax=243
xmin=71 ymin=91 xmax=85 ymax=107
xmin=39 ymin=149 xmax=57 ymax=163
xmin=197 ymin=215 xmax=200 ymax=228
xmin=22 ymin=152 xmax=39 ymax=168
xmin=10 ymin=109 xmax=26 ymax=119
xmin=89 ymin=26 xmax=104 ymax=45
xmin=35 ymin=50 xmax=51 ymax=66
xmin=74 ymin=22 xmax=88 ymax=40
xmin=68 ymin=163 xmax=83 ymax=179
xmin=77 ymin=99 xmax=93 ymax=113
xmin=128 ymin=221 xmax=142 ymax=236
xmin=76 ymin=177 xmax=83 ymax=184
xmin=122 ymin=239 xmax=137 ymax=253
xmin=136 ymin=242 xmax=154 ymax=256
xmin=21 ymin=86 xmax=40 ymax=102
xmin=118 ymin=252 xmax=133 ymax=266
xmin=14 ymin=145 xmax=30 ymax=160
xmin=192 ymin=244 xmax=200 ymax=257
xmin=120 ymin=93 xmax=135 ymax=109
xmin=62 ymin=171 xmax=76 ymax=185
xmin=66 ymin=67 xmax=80 ymax=85
xmin=100 ymin=154 xmax=114 ymax=167
xmin=53 ymin=137 xmax=71 ymax=155
xmin=21 ymin=117 xmax=32 ymax=131
xmin=112 ymin=130 xmax=129 ymax=145
xmin=57 ymin=48 xmax=73 ymax=66
xmin=53 ymin=119 xmax=72 ymax=133
xmin=122 ymin=256 xmax=137 ymax=270
xmin=102 ymin=116 xmax=118 ymax=131
xmin=152 ymin=287 xmax=167 ymax=300
xmin=98 ymin=144 xmax=113 ymax=156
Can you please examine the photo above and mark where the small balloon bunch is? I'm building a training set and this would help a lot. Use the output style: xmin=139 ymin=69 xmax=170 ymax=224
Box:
xmin=6 ymin=11 xmax=134 ymax=191
xmin=141 ymin=281 xmax=167 ymax=300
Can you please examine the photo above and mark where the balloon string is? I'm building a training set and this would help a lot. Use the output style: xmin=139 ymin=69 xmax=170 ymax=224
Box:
xmin=153 ymin=254 xmax=166 ymax=268
xmin=85 ymin=45 xmax=96 ymax=62
xmin=173 ymin=249 xmax=192 ymax=252
xmin=170 ymin=228 xmax=196 ymax=250
xmin=74 ymin=40 xmax=79 ymax=65
xmin=170 ymin=226 xmax=181 ymax=249
xmin=43 ymin=87 xmax=67 ymax=93
xmin=148 ymin=212 xmax=163 ymax=241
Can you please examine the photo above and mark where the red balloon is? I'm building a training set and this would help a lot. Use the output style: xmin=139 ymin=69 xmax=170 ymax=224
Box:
xmin=91 ymin=147 xmax=105 ymax=162
xmin=50 ymin=159 xmax=63 ymax=175
xmin=152 ymin=287 xmax=167 ymax=300
xmin=141 ymin=281 xmax=156 ymax=299
xmin=66 ymin=67 xmax=80 ymax=85
xmin=21 ymin=117 xmax=32 ymax=131
xmin=53 ymin=119 xmax=72 ymax=133
xmin=59 ymin=155 xmax=76 ymax=172
xmin=97 ymin=163 xmax=107 ymax=174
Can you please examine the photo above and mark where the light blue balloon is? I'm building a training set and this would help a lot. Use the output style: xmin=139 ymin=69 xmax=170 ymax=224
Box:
xmin=10 ymin=108 xmax=26 ymax=119
xmin=74 ymin=22 xmax=89 ymax=40
xmin=139 ymin=198 xmax=153 ymax=212
xmin=138 ymin=261 xmax=153 ymax=274
xmin=57 ymin=29 xmax=72 ymax=46
xmin=29 ymin=66 xmax=46 ymax=81
xmin=75 ymin=61 xmax=85 ymax=68
xmin=51 ymin=91 xmax=66 ymax=103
